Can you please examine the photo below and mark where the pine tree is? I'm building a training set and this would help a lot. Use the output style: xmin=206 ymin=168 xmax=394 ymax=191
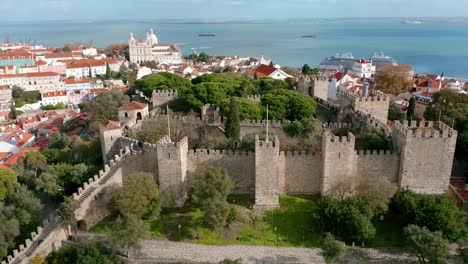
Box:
xmin=225 ymin=97 xmax=240 ymax=145
xmin=407 ymin=97 xmax=416 ymax=121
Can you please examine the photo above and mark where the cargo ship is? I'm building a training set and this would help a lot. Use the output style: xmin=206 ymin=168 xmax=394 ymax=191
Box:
xmin=198 ymin=33 xmax=216 ymax=37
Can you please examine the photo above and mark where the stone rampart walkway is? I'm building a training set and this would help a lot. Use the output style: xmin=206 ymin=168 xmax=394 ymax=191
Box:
xmin=132 ymin=240 xmax=325 ymax=264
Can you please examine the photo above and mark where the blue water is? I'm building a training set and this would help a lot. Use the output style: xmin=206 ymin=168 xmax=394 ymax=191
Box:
xmin=1 ymin=18 xmax=467 ymax=77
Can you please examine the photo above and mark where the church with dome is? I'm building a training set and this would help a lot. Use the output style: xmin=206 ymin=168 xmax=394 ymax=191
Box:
xmin=128 ymin=28 xmax=183 ymax=65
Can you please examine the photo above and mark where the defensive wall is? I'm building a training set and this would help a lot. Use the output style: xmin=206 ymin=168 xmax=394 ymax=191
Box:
xmin=340 ymin=91 xmax=390 ymax=124
xmin=4 ymin=90 xmax=459 ymax=263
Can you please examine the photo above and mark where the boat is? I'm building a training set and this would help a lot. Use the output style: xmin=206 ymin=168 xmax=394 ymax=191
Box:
xmin=198 ymin=33 xmax=216 ymax=37
xmin=301 ymin=34 xmax=319 ymax=38
xmin=319 ymin=52 xmax=398 ymax=71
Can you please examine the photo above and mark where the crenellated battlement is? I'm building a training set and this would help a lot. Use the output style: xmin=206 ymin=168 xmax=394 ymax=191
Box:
xmin=241 ymin=119 xmax=282 ymax=128
xmin=248 ymin=95 xmax=262 ymax=102
xmin=393 ymin=120 xmax=457 ymax=139
xmin=340 ymin=90 xmax=388 ymax=104
xmin=299 ymin=75 xmax=328 ymax=82
xmin=355 ymin=149 xmax=397 ymax=156
xmin=255 ymin=135 xmax=280 ymax=148
xmin=2 ymin=218 xmax=57 ymax=264
xmin=322 ymin=122 xmax=351 ymax=129
xmin=150 ymin=114 xmax=203 ymax=123
xmin=188 ymin=149 xmax=254 ymax=157
xmin=152 ymin=89 xmax=178 ymax=97
xmin=355 ymin=110 xmax=391 ymax=133
xmin=280 ymin=150 xmax=320 ymax=157
xmin=325 ymin=131 xmax=355 ymax=144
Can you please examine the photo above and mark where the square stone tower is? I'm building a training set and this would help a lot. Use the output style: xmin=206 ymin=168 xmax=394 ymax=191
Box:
xmin=156 ymin=136 xmax=189 ymax=207
xmin=99 ymin=121 xmax=122 ymax=164
xmin=321 ymin=131 xmax=357 ymax=195
xmin=393 ymin=121 xmax=457 ymax=194
xmin=254 ymin=136 xmax=280 ymax=210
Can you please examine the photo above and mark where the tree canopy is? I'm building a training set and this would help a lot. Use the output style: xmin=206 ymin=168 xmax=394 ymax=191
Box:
xmin=424 ymin=89 xmax=468 ymax=158
xmin=190 ymin=167 xmax=234 ymax=230
xmin=262 ymin=89 xmax=317 ymax=121
xmin=135 ymin=72 xmax=191 ymax=97
xmin=404 ymin=225 xmax=449 ymax=264
xmin=388 ymin=103 xmax=406 ymax=122
xmin=225 ymin=97 xmax=241 ymax=145
xmin=392 ymin=190 xmax=467 ymax=241
xmin=109 ymin=172 xmax=160 ymax=219
xmin=90 ymin=90 xmax=129 ymax=123
xmin=317 ymin=196 xmax=377 ymax=242
xmin=375 ymin=65 xmax=414 ymax=94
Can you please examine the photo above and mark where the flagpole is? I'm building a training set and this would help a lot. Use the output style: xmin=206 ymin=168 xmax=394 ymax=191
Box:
xmin=266 ymin=104 xmax=269 ymax=142
xmin=167 ymin=105 xmax=171 ymax=142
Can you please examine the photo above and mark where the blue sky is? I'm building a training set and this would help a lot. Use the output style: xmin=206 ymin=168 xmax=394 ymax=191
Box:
xmin=1 ymin=0 xmax=467 ymax=21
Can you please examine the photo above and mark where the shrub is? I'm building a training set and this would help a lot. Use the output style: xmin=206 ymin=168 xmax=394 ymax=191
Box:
xmin=404 ymin=225 xmax=449 ymax=264
xmin=322 ymin=233 xmax=346 ymax=263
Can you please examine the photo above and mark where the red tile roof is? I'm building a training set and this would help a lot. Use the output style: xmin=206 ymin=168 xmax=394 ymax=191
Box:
xmin=119 ymin=101 xmax=148 ymax=111
xmin=44 ymin=52 xmax=75 ymax=59
xmin=65 ymin=78 xmax=90 ymax=85
xmin=451 ymin=178 xmax=468 ymax=201
xmin=101 ymin=120 xmax=121 ymax=131
xmin=26 ymin=72 xmax=60 ymax=78
xmin=42 ymin=91 xmax=67 ymax=98
xmin=254 ymin=64 xmax=277 ymax=78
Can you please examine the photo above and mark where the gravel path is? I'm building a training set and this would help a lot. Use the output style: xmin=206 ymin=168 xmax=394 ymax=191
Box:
xmin=132 ymin=240 xmax=325 ymax=264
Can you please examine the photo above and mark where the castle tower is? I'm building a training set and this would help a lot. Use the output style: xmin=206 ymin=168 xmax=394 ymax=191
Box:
xmin=99 ymin=121 xmax=123 ymax=164
xmin=254 ymin=136 xmax=280 ymax=210
xmin=321 ymin=131 xmax=356 ymax=195
xmin=393 ymin=121 xmax=457 ymax=194
xmin=157 ymin=136 xmax=189 ymax=207
xmin=298 ymin=75 xmax=329 ymax=101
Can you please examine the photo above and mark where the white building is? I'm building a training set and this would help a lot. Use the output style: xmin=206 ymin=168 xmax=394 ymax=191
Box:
xmin=0 ymin=72 xmax=64 ymax=92
xmin=41 ymin=90 xmax=69 ymax=106
xmin=137 ymin=66 xmax=153 ymax=80
xmin=0 ymin=85 xmax=12 ymax=111
xmin=66 ymin=60 xmax=107 ymax=78
xmin=82 ymin=48 xmax=98 ymax=57
xmin=129 ymin=29 xmax=183 ymax=65
xmin=248 ymin=64 xmax=292 ymax=81
xmin=349 ymin=59 xmax=376 ymax=79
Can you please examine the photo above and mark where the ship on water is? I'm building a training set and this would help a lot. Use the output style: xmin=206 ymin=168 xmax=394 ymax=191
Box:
xmin=301 ymin=34 xmax=319 ymax=38
xmin=319 ymin=52 xmax=397 ymax=71
xmin=198 ymin=33 xmax=216 ymax=37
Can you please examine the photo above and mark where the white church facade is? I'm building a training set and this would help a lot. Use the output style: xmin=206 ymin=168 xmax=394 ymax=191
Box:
xmin=129 ymin=29 xmax=183 ymax=65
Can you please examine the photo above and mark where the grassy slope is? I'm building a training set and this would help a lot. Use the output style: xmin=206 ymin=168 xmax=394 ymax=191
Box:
xmin=90 ymin=195 xmax=404 ymax=248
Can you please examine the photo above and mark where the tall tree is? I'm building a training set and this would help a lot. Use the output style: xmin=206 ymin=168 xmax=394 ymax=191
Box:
xmin=0 ymin=169 xmax=20 ymax=201
xmin=302 ymin=64 xmax=311 ymax=75
xmin=108 ymin=172 xmax=160 ymax=219
xmin=90 ymin=90 xmax=130 ymax=123
xmin=190 ymin=167 xmax=234 ymax=230
xmin=375 ymin=65 xmax=414 ymax=94
xmin=225 ymin=97 xmax=241 ymax=145
xmin=109 ymin=214 xmax=149 ymax=257
xmin=407 ymin=97 xmax=416 ymax=121
xmin=57 ymin=196 xmax=79 ymax=237
xmin=105 ymin=63 xmax=111 ymax=79
xmin=388 ymin=103 xmax=406 ymax=121
xmin=404 ymin=225 xmax=449 ymax=264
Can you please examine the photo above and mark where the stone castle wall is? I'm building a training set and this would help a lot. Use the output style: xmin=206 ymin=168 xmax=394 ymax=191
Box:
xmin=298 ymin=75 xmax=329 ymax=101
xmin=356 ymin=150 xmax=400 ymax=183
xmin=393 ymin=120 xmax=457 ymax=194
xmin=152 ymin=89 xmax=178 ymax=109
xmin=280 ymin=151 xmax=322 ymax=194
xmin=340 ymin=91 xmax=389 ymax=124
xmin=187 ymin=150 xmax=255 ymax=194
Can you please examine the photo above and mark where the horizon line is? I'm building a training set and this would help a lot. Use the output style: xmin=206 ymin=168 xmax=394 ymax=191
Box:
xmin=1 ymin=16 xmax=468 ymax=23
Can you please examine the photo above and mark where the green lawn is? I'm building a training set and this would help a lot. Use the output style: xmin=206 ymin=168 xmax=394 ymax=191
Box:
xmin=90 ymin=195 xmax=404 ymax=248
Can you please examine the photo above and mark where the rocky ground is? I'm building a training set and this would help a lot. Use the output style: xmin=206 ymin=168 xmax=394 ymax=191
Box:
xmin=130 ymin=240 xmax=457 ymax=264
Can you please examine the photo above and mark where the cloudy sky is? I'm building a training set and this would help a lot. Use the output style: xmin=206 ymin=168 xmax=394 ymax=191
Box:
xmin=0 ymin=0 xmax=467 ymax=21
